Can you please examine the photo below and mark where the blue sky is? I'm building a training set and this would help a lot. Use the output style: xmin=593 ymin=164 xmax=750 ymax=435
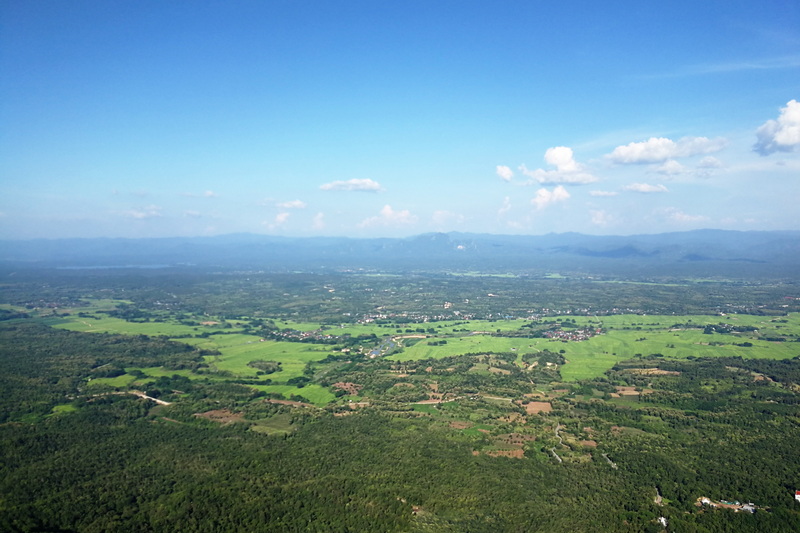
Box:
xmin=1 ymin=0 xmax=799 ymax=239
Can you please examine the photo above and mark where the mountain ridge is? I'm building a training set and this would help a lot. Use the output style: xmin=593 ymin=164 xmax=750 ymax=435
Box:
xmin=1 ymin=230 xmax=798 ymax=277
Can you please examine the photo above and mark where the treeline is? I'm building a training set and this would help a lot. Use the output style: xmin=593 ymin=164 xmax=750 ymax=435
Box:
xmin=0 ymin=323 xmax=208 ymax=422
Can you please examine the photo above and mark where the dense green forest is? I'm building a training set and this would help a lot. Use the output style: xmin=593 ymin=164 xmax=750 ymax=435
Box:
xmin=1 ymin=268 xmax=799 ymax=531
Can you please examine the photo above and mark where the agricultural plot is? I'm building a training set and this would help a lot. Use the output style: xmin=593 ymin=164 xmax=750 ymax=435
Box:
xmin=31 ymin=298 xmax=800 ymax=395
xmin=208 ymin=339 xmax=332 ymax=381
xmin=388 ymin=313 xmax=800 ymax=381
xmin=390 ymin=335 xmax=541 ymax=362
xmin=46 ymin=314 xmax=222 ymax=337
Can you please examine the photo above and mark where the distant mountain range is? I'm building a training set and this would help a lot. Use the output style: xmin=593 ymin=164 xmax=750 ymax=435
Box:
xmin=1 ymin=230 xmax=799 ymax=278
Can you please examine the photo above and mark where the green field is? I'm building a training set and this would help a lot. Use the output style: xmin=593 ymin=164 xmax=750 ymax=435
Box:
xmin=390 ymin=313 xmax=800 ymax=381
xmin=41 ymin=305 xmax=800 ymax=391
xmin=390 ymin=335 xmax=541 ymax=361
xmin=47 ymin=314 xmax=219 ymax=337
xmin=47 ymin=312 xmax=337 ymax=382
xmin=86 ymin=373 xmax=140 ymax=389
xmin=249 ymin=412 xmax=295 ymax=435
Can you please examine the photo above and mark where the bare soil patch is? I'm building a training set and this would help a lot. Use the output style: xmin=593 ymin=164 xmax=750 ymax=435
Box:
xmin=580 ymin=440 xmax=598 ymax=447
xmin=449 ymin=421 xmax=472 ymax=429
xmin=626 ymin=368 xmax=680 ymax=376
xmin=194 ymin=409 xmax=245 ymax=424
xmin=485 ymin=449 xmax=525 ymax=459
xmin=524 ymin=401 xmax=553 ymax=414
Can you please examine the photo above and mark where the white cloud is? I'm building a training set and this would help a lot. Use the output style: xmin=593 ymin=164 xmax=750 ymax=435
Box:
xmin=754 ymin=99 xmax=800 ymax=155
xmin=125 ymin=205 xmax=162 ymax=219
xmin=531 ymin=185 xmax=570 ymax=210
xmin=312 ymin=212 xmax=325 ymax=230
xmin=655 ymin=159 xmax=687 ymax=175
xmin=519 ymin=146 xmax=597 ymax=185
xmin=320 ymin=178 xmax=383 ymax=192
xmin=496 ymin=165 xmax=514 ymax=182
xmin=544 ymin=146 xmax=579 ymax=172
xmin=662 ymin=207 xmax=709 ymax=223
xmin=623 ymin=183 xmax=669 ymax=193
xmin=697 ymin=156 xmax=723 ymax=168
xmin=608 ymin=136 xmax=727 ymax=163
xmin=589 ymin=190 xmax=618 ymax=197
xmin=183 ymin=210 xmax=202 ymax=218
xmin=498 ymin=196 xmax=512 ymax=215
xmin=264 ymin=212 xmax=290 ymax=230
xmin=590 ymin=209 xmax=613 ymax=226
xmin=277 ymin=200 xmax=307 ymax=209
xmin=358 ymin=205 xmax=417 ymax=228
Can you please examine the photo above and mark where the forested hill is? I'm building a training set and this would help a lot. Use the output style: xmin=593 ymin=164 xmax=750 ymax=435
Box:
xmin=2 ymin=230 xmax=799 ymax=277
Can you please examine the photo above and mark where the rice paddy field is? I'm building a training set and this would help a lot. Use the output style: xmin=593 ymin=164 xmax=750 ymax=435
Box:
xmin=40 ymin=300 xmax=800 ymax=396
xmin=390 ymin=313 xmax=800 ymax=380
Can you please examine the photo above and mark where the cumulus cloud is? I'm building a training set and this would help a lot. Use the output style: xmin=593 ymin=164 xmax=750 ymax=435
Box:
xmin=697 ymin=156 xmax=723 ymax=168
xmin=264 ymin=212 xmax=290 ymax=230
xmin=531 ymin=185 xmax=570 ymax=210
xmin=277 ymin=200 xmax=307 ymax=209
xmin=754 ymin=99 xmax=800 ymax=155
xmin=623 ymin=183 xmax=669 ymax=193
xmin=498 ymin=196 xmax=512 ymax=215
xmin=590 ymin=209 xmax=613 ymax=226
xmin=183 ymin=210 xmax=202 ymax=218
xmin=608 ymin=136 xmax=727 ymax=164
xmin=358 ymin=205 xmax=417 ymax=228
xmin=655 ymin=159 xmax=687 ymax=175
xmin=312 ymin=212 xmax=325 ymax=230
xmin=662 ymin=207 xmax=709 ymax=223
xmin=320 ymin=178 xmax=383 ymax=192
xmin=496 ymin=165 xmax=514 ymax=182
xmin=589 ymin=190 xmax=618 ymax=197
xmin=125 ymin=205 xmax=162 ymax=219
xmin=518 ymin=146 xmax=597 ymax=185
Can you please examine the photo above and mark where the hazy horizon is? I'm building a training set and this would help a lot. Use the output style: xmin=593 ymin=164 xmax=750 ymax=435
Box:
xmin=2 ymin=1 xmax=798 ymax=240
